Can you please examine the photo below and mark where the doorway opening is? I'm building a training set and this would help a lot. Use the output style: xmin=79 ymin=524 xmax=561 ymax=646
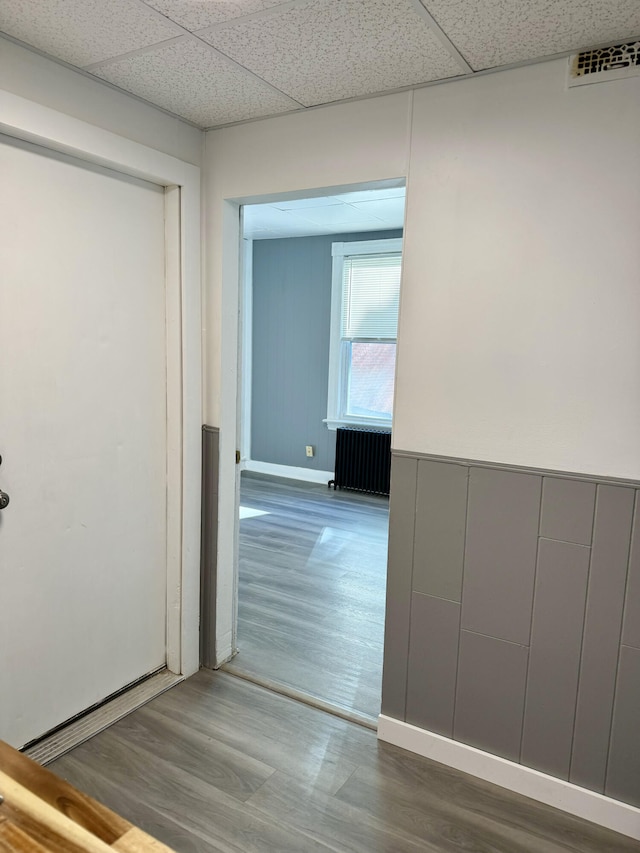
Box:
xmin=223 ymin=182 xmax=406 ymax=726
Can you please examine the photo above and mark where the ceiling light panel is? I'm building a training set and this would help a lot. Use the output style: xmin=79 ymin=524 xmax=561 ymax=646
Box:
xmin=92 ymin=38 xmax=300 ymax=127
xmin=422 ymin=0 xmax=640 ymax=70
xmin=142 ymin=0 xmax=290 ymax=31
xmin=200 ymin=0 xmax=465 ymax=106
xmin=0 ymin=0 xmax=180 ymax=66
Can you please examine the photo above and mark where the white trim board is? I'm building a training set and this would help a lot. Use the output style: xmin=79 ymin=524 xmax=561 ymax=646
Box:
xmin=0 ymin=90 xmax=202 ymax=680
xmin=244 ymin=460 xmax=333 ymax=485
xmin=239 ymin=236 xmax=253 ymax=464
xmin=377 ymin=715 xmax=640 ymax=841
xmin=216 ymin=180 xmax=407 ymax=668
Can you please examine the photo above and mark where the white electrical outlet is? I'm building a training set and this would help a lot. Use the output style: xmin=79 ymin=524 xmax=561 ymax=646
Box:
xmin=305 ymin=445 xmax=314 ymax=457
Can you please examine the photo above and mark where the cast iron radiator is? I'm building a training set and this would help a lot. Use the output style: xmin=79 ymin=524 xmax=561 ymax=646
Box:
xmin=328 ymin=428 xmax=391 ymax=495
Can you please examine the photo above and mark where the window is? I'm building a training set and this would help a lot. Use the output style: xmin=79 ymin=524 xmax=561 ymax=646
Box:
xmin=326 ymin=238 xmax=402 ymax=430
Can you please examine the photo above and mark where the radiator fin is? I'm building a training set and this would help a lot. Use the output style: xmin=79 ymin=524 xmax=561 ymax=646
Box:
xmin=329 ymin=428 xmax=391 ymax=496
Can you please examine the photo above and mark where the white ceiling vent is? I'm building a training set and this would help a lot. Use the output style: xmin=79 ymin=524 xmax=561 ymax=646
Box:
xmin=568 ymin=41 xmax=640 ymax=88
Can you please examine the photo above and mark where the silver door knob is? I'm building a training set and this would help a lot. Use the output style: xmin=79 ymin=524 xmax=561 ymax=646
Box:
xmin=0 ymin=490 xmax=9 ymax=510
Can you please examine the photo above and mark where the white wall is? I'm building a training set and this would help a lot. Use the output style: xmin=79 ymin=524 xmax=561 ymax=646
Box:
xmin=205 ymin=59 xmax=640 ymax=481
xmin=396 ymin=61 xmax=640 ymax=479
xmin=0 ymin=37 xmax=203 ymax=165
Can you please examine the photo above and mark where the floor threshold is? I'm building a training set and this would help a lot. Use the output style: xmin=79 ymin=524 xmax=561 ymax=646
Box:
xmin=24 ymin=669 xmax=184 ymax=766
xmin=221 ymin=664 xmax=378 ymax=731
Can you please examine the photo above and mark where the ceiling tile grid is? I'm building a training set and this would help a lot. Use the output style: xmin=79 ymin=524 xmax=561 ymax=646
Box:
xmin=349 ymin=196 xmax=407 ymax=221
xmin=2 ymin=0 xmax=640 ymax=128
xmin=92 ymin=37 xmax=300 ymax=127
xmin=142 ymin=0 xmax=294 ymax=30
xmin=421 ymin=0 xmax=640 ymax=70
xmin=289 ymin=201 xmax=385 ymax=227
xmin=200 ymin=0 xmax=466 ymax=106
xmin=332 ymin=187 xmax=406 ymax=203
xmin=243 ymin=188 xmax=406 ymax=239
xmin=0 ymin=0 xmax=180 ymax=67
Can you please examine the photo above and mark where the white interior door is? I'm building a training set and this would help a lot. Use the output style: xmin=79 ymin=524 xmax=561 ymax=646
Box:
xmin=0 ymin=135 xmax=169 ymax=748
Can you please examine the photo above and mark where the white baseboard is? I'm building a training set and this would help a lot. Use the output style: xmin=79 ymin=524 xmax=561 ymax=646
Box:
xmin=243 ymin=459 xmax=333 ymax=485
xmin=377 ymin=715 xmax=640 ymax=841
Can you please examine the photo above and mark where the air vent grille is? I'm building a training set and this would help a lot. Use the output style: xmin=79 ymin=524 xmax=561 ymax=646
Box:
xmin=569 ymin=41 xmax=640 ymax=87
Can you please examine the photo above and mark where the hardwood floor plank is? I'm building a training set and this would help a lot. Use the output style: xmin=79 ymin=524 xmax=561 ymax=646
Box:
xmin=49 ymin=672 xmax=637 ymax=853
xmin=225 ymin=639 xmax=381 ymax=720
xmin=236 ymin=474 xmax=388 ymax=720
xmin=239 ymin=577 xmax=385 ymax=638
xmin=148 ymin=683 xmax=358 ymax=796
xmin=246 ymin=770 xmax=442 ymax=853
xmin=334 ymin=747 xmax=638 ymax=853
xmin=105 ymin=705 xmax=275 ymax=802
xmin=52 ymin=727 xmax=334 ymax=853
xmin=233 ymin=613 xmax=382 ymax=673
xmin=169 ymin=672 xmax=378 ymax=773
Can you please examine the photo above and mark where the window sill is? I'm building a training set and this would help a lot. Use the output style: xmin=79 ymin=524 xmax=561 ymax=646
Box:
xmin=324 ymin=418 xmax=392 ymax=432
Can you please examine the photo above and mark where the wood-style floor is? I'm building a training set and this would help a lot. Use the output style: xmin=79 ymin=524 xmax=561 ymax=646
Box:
xmin=50 ymin=670 xmax=635 ymax=853
xmin=226 ymin=473 xmax=389 ymax=721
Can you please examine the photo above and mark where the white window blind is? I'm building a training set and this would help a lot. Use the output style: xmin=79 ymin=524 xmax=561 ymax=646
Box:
xmin=341 ymin=253 xmax=401 ymax=341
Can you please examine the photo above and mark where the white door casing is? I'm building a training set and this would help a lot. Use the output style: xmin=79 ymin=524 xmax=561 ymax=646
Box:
xmin=0 ymin=93 xmax=201 ymax=745
xmin=216 ymin=182 xmax=402 ymax=666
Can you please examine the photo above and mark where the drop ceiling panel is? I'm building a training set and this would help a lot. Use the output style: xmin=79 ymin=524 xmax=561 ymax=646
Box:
xmin=293 ymin=203 xmax=385 ymax=227
xmin=92 ymin=38 xmax=300 ymax=126
xmin=272 ymin=196 xmax=344 ymax=210
xmin=143 ymin=0 xmax=290 ymax=30
xmin=5 ymin=0 xmax=638 ymax=130
xmin=423 ymin=0 xmax=640 ymax=70
xmin=0 ymin=0 xmax=180 ymax=66
xmin=244 ymin=216 xmax=339 ymax=239
xmin=243 ymin=188 xmax=406 ymax=238
xmin=349 ymin=196 xmax=406 ymax=223
xmin=201 ymin=0 xmax=465 ymax=106
xmin=333 ymin=187 xmax=406 ymax=203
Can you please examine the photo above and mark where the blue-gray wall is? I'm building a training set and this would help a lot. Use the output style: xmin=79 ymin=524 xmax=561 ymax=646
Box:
xmin=250 ymin=229 xmax=402 ymax=472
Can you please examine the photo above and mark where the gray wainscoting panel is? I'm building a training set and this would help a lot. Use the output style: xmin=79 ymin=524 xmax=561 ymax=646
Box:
xmin=381 ymin=455 xmax=418 ymax=720
xmin=570 ymin=485 xmax=635 ymax=793
xmin=412 ymin=460 xmax=468 ymax=602
xmin=406 ymin=593 xmax=460 ymax=737
xmin=454 ymin=630 xmax=529 ymax=762
xmin=606 ymin=645 xmax=640 ymax=808
xmin=621 ymin=494 xmax=640 ymax=650
xmin=383 ymin=450 xmax=640 ymax=808
xmin=200 ymin=425 xmax=219 ymax=670
xmin=461 ymin=468 xmax=541 ymax=645
xmin=539 ymin=477 xmax=596 ymax=546
xmin=521 ymin=539 xmax=590 ymax=779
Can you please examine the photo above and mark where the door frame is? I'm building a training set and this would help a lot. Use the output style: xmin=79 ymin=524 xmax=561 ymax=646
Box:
xmin=0 ymin=91 xmax=202 ymax=678
xmin=214 ymin=181 xmax=405 ymax=666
